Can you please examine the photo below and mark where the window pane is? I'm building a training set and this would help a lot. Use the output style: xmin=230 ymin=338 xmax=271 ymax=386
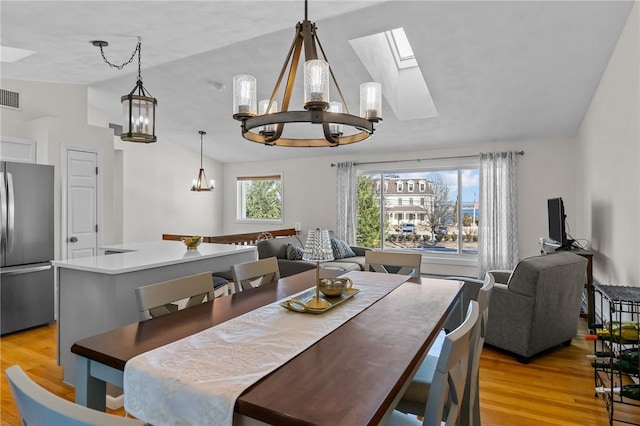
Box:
xmin=356 ymin=168 xmax=479 ymax=256
xmin=237 ymin=175 xmax=283 ymax=223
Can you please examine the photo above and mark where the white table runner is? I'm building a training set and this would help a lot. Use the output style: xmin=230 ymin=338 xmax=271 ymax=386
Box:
xmin=123 ymin=271 xmax=410 ymax=426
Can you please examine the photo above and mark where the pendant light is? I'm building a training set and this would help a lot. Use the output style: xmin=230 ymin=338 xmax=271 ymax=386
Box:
xmin=232 ymin=0 xmax=381 ymax=147
xmin=92 ymin=37 xmax=157 ymax=143
xmin=191 ymin=131 xmax=215 ymax=192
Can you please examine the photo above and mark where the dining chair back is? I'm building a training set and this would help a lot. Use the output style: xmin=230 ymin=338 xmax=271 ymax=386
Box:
xmin=5 ymin=365 xmax=146 ymax=426
xmin=460 ymin=273 xmax=494 ymax=426
xmin=388 ymin=302 xmax=480 ymax=426
xmin=231 ymin=256 xmax=280 ymax=294
xmin=135 ymin=272 xmax=214 ymax=320
xmin=396 ymin=275 xmax=494 ymax=426
xmin=364 ymin=251 xmax=422 ymax=276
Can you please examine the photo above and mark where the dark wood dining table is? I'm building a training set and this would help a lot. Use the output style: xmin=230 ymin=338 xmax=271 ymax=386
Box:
xmin=71 ymin=269 xmax=462 ymax=425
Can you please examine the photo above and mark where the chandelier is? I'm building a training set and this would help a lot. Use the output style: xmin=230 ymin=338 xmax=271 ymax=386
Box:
xmin=232 ymin=0 xmax=382 ymax=147
xmin=191 ymin=131 xmax=215 ymax=192
xmin=92 ymin=37 xmax=157 ymax=143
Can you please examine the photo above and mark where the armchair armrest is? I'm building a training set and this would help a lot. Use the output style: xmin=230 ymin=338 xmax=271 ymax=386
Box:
xmin=487 ymin=270 xmax=512 ymax=285
xmin=350 ymin=246 xmax=371 ymax=256
xmin=276 ymin=259 xmax=316 ymax=278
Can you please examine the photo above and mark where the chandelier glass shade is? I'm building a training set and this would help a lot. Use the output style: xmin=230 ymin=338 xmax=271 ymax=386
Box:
xmin=191 ymin=131 xmax=215 ymax=192
xmin=232 ymin=0 xmax=381 ymax=147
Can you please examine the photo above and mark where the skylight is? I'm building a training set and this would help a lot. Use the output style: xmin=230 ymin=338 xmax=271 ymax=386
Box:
xmin=0 ymin=46 xmax=36 ymax=63
xmin=350 ymin=28 xmax=437 ymax=121
xmin=387 ymin=28 xmax=416 ymax=68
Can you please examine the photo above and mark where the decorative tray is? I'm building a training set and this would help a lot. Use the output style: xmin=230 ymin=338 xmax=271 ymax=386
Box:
xmin=280 ymin=287 xmax=360 ymax=314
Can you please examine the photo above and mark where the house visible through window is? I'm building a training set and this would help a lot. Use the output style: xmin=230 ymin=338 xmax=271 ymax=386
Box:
xmin=236 ymin=174 xmax=283 ymax=223
xmin=356 ymin=166 xmax=479 ymax=255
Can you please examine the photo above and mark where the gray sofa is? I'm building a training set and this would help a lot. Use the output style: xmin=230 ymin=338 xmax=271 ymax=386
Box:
xmin=484 ymin=251 xmax=588 ymax=363
xmin=256 ymin=233 xmax=369 ymax=277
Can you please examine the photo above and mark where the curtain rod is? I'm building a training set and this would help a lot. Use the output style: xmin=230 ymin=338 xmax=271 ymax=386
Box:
xmin=330 ymin=150 xmax=524 ymax=167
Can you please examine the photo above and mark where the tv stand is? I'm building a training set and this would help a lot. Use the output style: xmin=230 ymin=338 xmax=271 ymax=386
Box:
xmin=555 ymin=239 xmax=576 ymax=251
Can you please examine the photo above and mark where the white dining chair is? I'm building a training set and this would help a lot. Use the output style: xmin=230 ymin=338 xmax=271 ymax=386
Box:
xmin=364 ymin=251 xmax=422 ymax=276
xmin=231 ymin=256 xmax=280 ymax=294
xmin=135 ymin=272 xmax=215 ymax=320
xmin=388 ymin=301 xmax=480 ymax=426
xmin=395 ymin=274 xmax=495 ymax=426
xmin=5 ymin=365 xmax=146 ymax=426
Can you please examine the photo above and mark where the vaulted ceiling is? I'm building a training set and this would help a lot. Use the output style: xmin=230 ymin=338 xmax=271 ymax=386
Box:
xmin=1 ymin=1 xmax=634 ymax=163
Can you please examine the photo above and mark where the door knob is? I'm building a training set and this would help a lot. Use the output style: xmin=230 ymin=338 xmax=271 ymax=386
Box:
xmin=69 ymin=236 xmax=78 ymax=243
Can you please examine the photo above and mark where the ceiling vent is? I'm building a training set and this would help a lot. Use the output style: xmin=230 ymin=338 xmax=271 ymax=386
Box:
xmin=0 ymin=89 xmax=20 ymax=110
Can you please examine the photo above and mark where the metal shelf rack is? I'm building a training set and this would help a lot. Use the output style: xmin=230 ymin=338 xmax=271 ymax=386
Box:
xmin=592 ymin=284 xmax=640 ymax=426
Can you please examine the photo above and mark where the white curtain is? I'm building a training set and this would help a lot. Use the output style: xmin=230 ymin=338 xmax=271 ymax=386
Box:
xmin=478 ymin=151 xmax=519 ymax=278
xmin=335 ymin=161 xmax=357 ymax=245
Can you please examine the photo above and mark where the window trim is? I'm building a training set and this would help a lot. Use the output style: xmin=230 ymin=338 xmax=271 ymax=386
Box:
xmin=236 ymin=173 xmax=284 ymax=224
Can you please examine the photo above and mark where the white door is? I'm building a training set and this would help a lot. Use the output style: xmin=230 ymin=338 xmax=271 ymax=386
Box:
xmin=66 ymin=149 xmax=98 ymax=259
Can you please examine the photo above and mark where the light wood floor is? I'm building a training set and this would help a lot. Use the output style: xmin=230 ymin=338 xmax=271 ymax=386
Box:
xmin=0 ymin=320 xmax=638 ymax=425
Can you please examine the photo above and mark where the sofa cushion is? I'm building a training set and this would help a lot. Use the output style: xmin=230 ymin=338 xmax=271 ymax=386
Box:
xmin=331 ymin=238 xmax=356 ymax=259
xmin=286 ymin=244 xmax=305 ymax=260
xmin=257 ymin=235 xmax=304 ymax=259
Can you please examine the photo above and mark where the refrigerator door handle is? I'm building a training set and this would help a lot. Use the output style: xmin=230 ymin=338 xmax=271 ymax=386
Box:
xmin=0 ymin=172 xmax=6 ymax=253
xmin=0 ymin=263 xmax=52 ymax=276
xmin=6 ymin=172 xmax=14 ymax=253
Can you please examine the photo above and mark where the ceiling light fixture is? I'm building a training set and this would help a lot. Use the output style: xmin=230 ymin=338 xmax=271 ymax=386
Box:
xmin=92 ymin=37 xmax=157 ymax=143
xmin=232 ymin=0 xmax=381 ymax=147
xmin=191 ymin=131 xmax=215 ymax=192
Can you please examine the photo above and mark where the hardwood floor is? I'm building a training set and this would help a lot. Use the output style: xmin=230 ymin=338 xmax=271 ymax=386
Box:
xmin=0 ymin=319 xmax=637 ymax=425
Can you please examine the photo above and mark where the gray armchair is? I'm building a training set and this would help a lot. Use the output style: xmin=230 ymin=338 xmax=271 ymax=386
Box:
xmin=484 ymin=251 xmax=588 ymax=363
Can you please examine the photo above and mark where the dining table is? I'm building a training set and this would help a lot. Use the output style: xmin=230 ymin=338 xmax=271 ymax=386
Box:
xmin=71 ymin=269 xmax=463 ymax=426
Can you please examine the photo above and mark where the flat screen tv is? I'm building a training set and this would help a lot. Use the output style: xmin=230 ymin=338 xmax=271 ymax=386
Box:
xmin=547 ymin=197 xmax=571 ymax=249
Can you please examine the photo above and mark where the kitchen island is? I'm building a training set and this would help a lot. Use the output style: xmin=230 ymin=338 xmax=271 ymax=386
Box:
xmin=53 ymin=240 xmax=257 ymax=385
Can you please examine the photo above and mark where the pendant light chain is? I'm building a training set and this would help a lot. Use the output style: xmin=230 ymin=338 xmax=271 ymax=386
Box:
xmin=200 ymin=131 xmax=205 ymax=168
xmin=96 ymin=37 xmax=141 ymax=71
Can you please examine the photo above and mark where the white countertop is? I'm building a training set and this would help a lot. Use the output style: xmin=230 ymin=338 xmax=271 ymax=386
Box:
xmin=52 ymin=241 xmax=257 ymax=274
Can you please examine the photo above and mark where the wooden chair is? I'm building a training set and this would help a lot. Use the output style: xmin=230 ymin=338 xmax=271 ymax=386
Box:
xmin=364 ymin=251 xmax=422 ymax=276
xmin=135 ymin=272 xmax=214 ymax=320
xmin=5 ymin=365 xmax=146 ymax=426
xmin=231 ymin=257 xmax=280 ymax=294
xmin=387 ymin=301 xmax=480 ymax=426
xmin=395 ymin=275 xmax=495 ymax=426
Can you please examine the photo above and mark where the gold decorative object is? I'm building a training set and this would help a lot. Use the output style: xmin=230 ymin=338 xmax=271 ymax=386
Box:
xmin=281 ymin=286 xmax=360 ymax=314
xmin=319 ymin=277 xmax=354 ymax=297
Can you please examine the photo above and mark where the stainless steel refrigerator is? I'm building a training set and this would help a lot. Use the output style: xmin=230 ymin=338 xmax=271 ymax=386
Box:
xmin=1 ymin=161 xmax=54 ymax=335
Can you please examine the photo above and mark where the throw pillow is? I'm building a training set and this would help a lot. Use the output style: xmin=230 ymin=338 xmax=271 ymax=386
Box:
xmin=331 ymin=238 xmax=356 ymax=259
xmin=286 ymin=244 xmax=305 ymax=260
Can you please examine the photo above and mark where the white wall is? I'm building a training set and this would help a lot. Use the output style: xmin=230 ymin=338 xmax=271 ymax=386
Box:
xmin=577 ymin=2 xmax=640 ymax=287
xmin=1 ymin=78 xmax=224 ymax=254
xmin=223 ymin=137 xmax=578 ymax=276
xmin=0 ymin=79 xmax=115 ymax=260
xmin=117 ymin=136 xmax=223 ymax=242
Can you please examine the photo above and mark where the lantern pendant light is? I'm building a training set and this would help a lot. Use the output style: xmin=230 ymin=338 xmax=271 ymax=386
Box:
xmin=92 ymin=37 xmax=157 ymax=143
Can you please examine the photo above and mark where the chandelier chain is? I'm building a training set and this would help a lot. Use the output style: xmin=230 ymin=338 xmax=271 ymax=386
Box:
xmin=97 ymin=37 xmax=141 ymax=71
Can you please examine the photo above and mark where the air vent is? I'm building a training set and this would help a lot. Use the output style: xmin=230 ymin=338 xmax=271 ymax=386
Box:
xmin=109 ymin=123 xmax=123 ymax=136
xmin=0 ymin=89 xmax=20 ymax=109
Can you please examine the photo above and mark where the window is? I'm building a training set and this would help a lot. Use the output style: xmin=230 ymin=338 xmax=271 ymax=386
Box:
xmin=356 ymin=166 xmax=479 ymax=256
xmin=236 ymin=174 xmax=283 ymax=223
xmin=408 ymin=181 xmax=414 ymax=192
xmin=397 ymin=181 xmax=403 ymax=192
